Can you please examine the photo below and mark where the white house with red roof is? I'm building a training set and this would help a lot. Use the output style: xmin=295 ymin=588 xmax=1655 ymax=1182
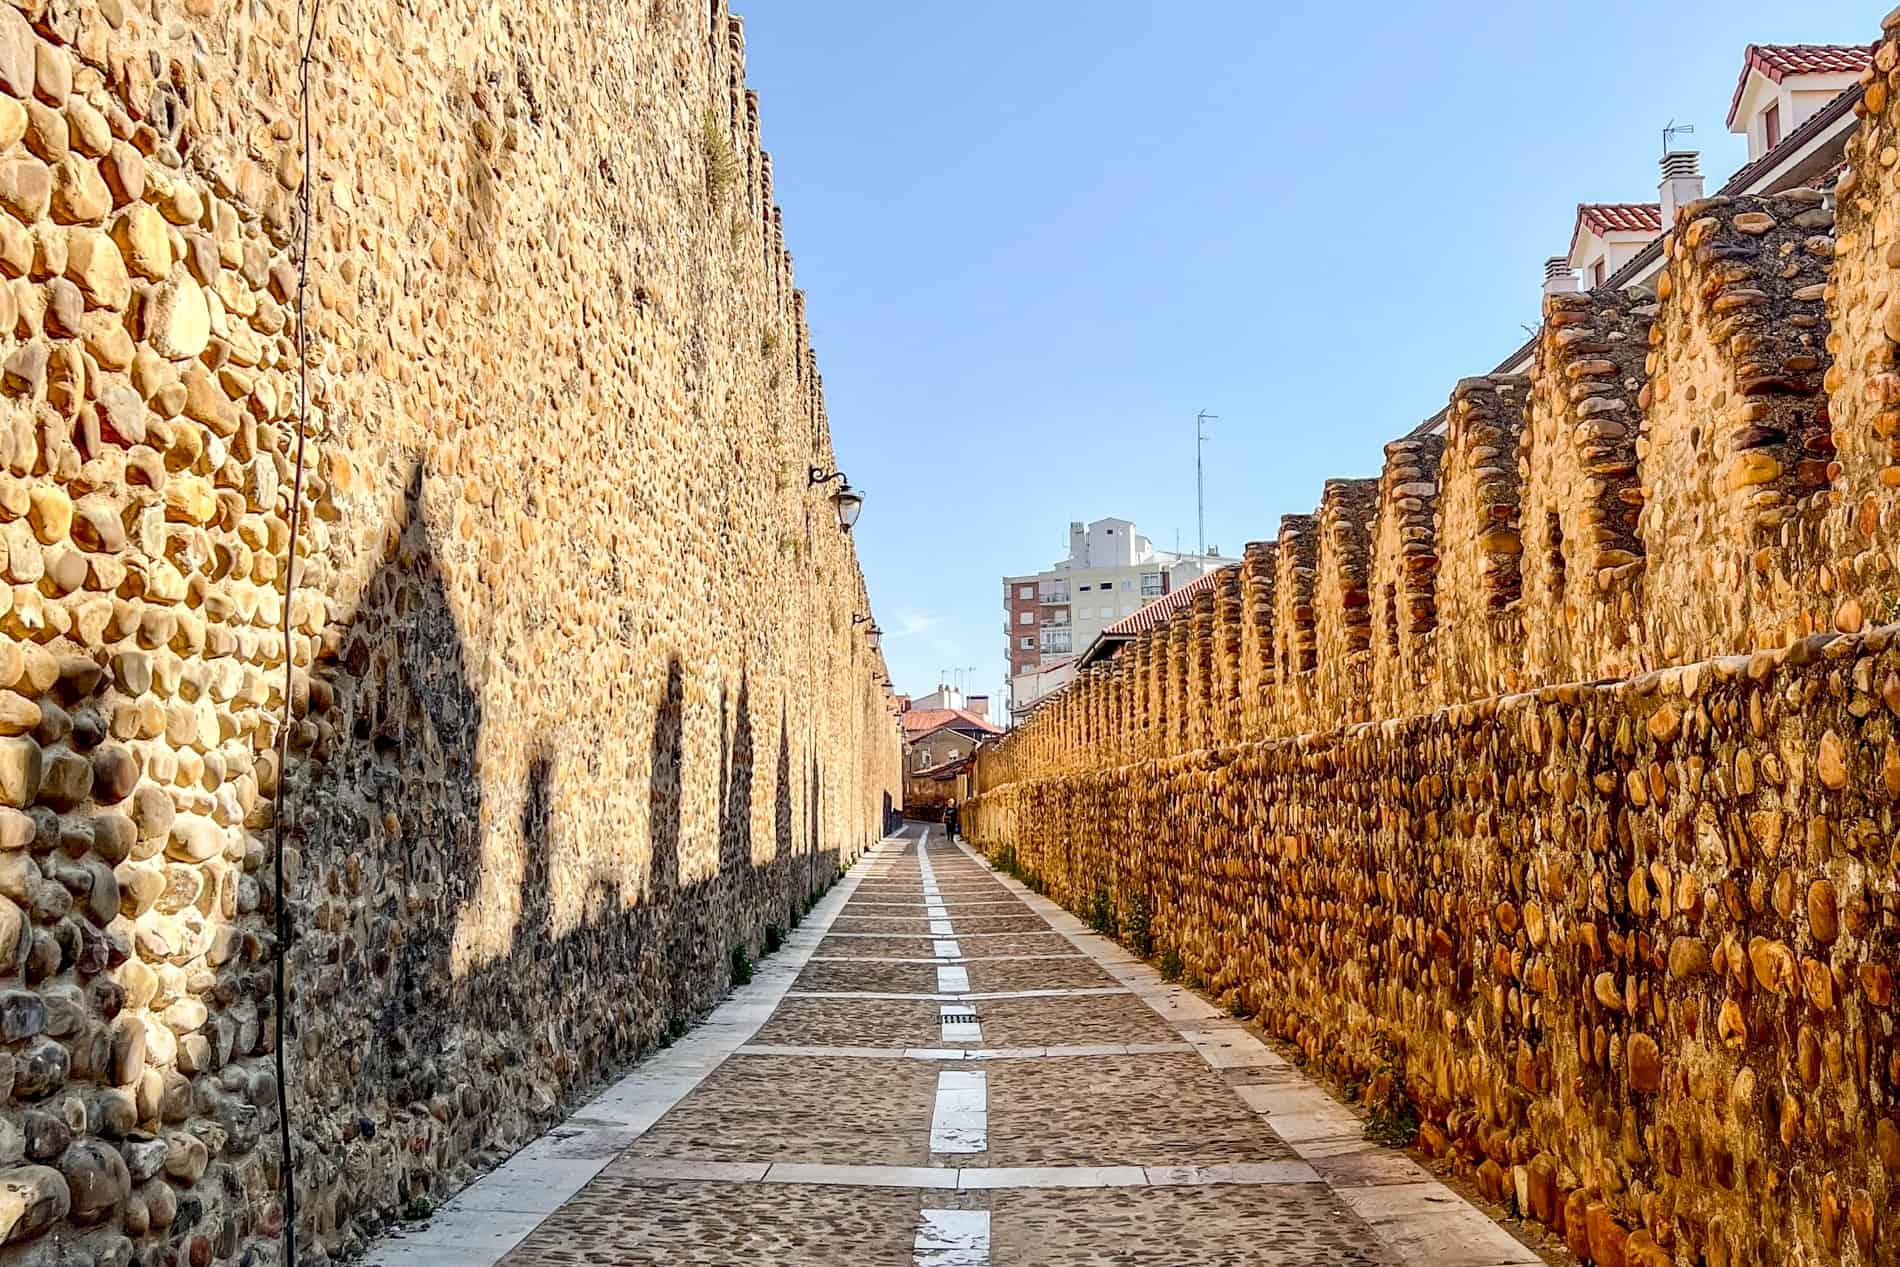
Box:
xmin=1566 ymin=203 xmax=1665 ymax=292
xmin=1728 ymin=44 xmax=1871 ymax=161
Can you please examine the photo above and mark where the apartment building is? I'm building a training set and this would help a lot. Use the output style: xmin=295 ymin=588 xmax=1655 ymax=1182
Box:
xmin=1004 ymin=517 xmax=1231 ymax=718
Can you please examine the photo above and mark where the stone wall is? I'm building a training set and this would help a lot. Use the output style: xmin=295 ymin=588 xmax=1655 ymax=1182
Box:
xmin=970 ymin=12 xmax=1900 ymax=1265
xmin=0 ymin=0 xmax=901 ymax=1263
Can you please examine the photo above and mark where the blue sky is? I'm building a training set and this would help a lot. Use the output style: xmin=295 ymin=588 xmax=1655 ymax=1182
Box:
xmin=740 ymin=1 xmax=1873 ymax=713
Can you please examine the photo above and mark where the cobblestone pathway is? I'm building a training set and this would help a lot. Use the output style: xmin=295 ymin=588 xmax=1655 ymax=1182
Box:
xmin=368 ymin=826 xmax=1544 ymax=1267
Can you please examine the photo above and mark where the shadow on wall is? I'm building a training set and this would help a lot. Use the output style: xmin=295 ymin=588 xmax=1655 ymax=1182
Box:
xmin=0 ymin=452 xmax=845 ymax=1267
xmin=282 ymin=457 xmax=846 ymax=1257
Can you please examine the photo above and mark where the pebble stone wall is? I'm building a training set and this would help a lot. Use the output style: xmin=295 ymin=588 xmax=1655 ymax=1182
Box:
xmin=0 ymin=0 xmax=902 ymax=1264
xmin=970 ymin=12 xmax=1900 ymax=1265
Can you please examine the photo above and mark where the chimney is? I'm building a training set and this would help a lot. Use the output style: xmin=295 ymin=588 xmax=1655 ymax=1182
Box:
xmin=1659 ymin=150 xmax=1703 ymax=227
xmin=1542 ymin=256 xmax=1578 ymax=296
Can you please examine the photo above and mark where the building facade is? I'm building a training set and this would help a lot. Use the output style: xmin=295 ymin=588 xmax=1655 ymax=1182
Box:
xmin=1004 ymin=517 xmax=1232 ymax=718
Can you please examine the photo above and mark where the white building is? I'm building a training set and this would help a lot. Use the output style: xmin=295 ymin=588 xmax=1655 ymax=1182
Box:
xmin=1004 ymin=517 xmax=1231 ymax=718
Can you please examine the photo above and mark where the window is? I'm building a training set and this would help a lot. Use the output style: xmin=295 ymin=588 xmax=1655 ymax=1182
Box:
xmin=1078 ymin=584 xmax=1091 ymax=592
xmin=1140 ymin=572 xmax=1163 ymax=596
xmin=1019 ymin=636 xmax=1033 ymax=649
xmin=1763 ymin=102 xmax=1781 ymax=150
xmin=1591 ymin=259 xmax=1605 ymax=289
xmin=1041 ymin=628 xmax=1072 ymax=654
xmin=1018 ymin=612 xmax=1033 ymax=625
xmin=1100 ymin=606 xmax=1114 ymax=619
xmin=1121 ymin=579 xmax=1133 ymax=590
xmin=1017 ymin=585 xmax=1032 ymax=599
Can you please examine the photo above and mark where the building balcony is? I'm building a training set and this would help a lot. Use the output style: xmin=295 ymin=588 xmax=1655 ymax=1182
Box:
xmin=1038 ymin=591 xmax=1070 ymax=605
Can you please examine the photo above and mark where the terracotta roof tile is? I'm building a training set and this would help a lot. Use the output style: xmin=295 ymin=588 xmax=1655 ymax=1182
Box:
xmin=1100 ymin=567 xmax=1235 ymax=639
xmin=1576 ymin=203 xmax=1663 ymax=236
xmin=1728 ymin=43 xmax=1873 ymax=127
xmin=901 ymin=707 xmax=1001 ymax=739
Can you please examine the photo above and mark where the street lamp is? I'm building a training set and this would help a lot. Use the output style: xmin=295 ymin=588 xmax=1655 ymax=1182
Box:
xmin=866 ymin=624 xmax=882 ymax=651
xmin=807 ymin=467 xmax=864 ymax=531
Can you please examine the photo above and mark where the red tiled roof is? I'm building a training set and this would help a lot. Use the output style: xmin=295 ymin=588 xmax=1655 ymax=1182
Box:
xmin=1728 ymin=44 xmax=1873 ymax=127
xmin=1100 ymin=567 xmax=1235 ymax=639
xmin=901 ymin=707 xmax=1000 ymax=739
xmin=1576 ymin=203 xmax=1662 ymax=236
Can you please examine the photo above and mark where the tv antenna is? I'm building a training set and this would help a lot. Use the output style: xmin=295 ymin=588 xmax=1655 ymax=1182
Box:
xmin=1195 ymin=410 xmax=1217 ymax=557
xmin=1661 ymin=119 xmax=1694 ymax=156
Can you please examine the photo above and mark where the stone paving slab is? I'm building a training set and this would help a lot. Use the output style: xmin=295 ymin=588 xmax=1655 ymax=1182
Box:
xmin=816 ymin=931 xmax=1073 ymax=957
xmin=965 ymin=956 xmax=1121 ymax=992
xmin=748 ymin=990 xmax=1185 ymax=1050
xmin=626 ymin=1052 xmax=940 ymax=1164
xmin=972 ymin=992 xmax=1185 ymax=1047
xmin=494 ymin=1179 xmax=925 ymax=1265
xmin=751 ymin=994 xmax=944 ymax=1048
xmin=830 ymin=913 xmax=1053 ymax=933
xmin=795 ymin=958 xmax=943 ymax=992
xmin=989 ymin=1186 xmax=1401 ymax=1266
xmin=984 ymin=1052 xmax=1301 ymax=1166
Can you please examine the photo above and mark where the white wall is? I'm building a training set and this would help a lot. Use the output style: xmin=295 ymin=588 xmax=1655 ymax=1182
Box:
xmin=1009 ymin=659 xmax=1077 ymax=716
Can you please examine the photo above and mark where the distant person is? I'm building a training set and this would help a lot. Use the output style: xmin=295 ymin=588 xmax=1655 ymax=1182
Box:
xmin=943 ymin=798 xmax=960 ymax=843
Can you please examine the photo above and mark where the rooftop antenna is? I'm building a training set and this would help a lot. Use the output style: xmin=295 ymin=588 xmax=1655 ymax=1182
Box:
xmin=1195 ymin=410 xmax=1218 ymax=557
xmin=1661 ymin=118 xmax=1694 ymax=157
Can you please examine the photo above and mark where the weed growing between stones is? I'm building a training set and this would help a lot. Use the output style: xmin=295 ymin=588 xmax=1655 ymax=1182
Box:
xmin=1158 ymin=948 xmax=1183 ymax=981
xmin=989 ymin=840 xmax=1018 ymax=874
xmin=729 ymin=945 xmax=754 ymax=987
xmin=987 ymin=840 xmax=1046 ymax=892
xmin=1362 ymin=1039 xmax=1421 ymax=1148
xmin=1087 ymin=886 xmax=1118 ymax=937
xmin=701 ymin=109 xmax=740 ymax=208
xmin=764 ymin=924 xmax=784 ymax=954
xmin=1124 ymin=890 xmax=1154 ymax=957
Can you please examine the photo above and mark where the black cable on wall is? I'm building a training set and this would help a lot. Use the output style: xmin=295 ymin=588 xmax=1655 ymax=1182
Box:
xmin=272 ymin=1 xmax=322 ymax=1261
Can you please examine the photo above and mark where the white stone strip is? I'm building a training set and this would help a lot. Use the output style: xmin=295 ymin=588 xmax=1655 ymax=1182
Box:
xmin=953 ymin=839 xmax=1543 ymax=1267
xmin=915 ymin=1208 xmax=990 ymax=1267
xmin=806 ymin=953 xmax=1084 ymax=965
xmin=935 ymin=965 xmax=971 ymax=993
xmin=604 ymin=1157 xmax=1322 ymax=1190
xmin=929 ymin=1069 xmax=988 ymax=1153
xmin=938 ymin=1003 xmax=982 ymax=1043
xmin=785 ymin=987 xmax=1129 ymax=1002
xmin=820 ymin=929 xmax=1067 ymax=940
xmin=360 ymin=834 xmax=906 ymax=1267
xmin=932 ymin=939 xmax=962 ymax=958
xmin=736 ymin=1041 xmax=1194 ymax=1060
